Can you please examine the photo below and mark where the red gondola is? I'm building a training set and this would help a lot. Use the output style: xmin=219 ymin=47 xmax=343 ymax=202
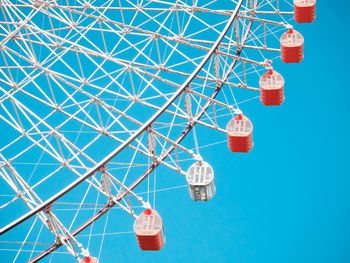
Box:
xmin=79 ymin=257 xmax=98 ymax=263
xmin=259 ymin=69 xmax=285 ymax=106
xmin=294 ymin=0 xmax=316 ymax=23
xmin=280 ymin=29 xmax=304 ymax=63
xmin=134 ymin=209 xmax=165 ymax=251
xmin=227 ymin=114 xmax=253 ymax=153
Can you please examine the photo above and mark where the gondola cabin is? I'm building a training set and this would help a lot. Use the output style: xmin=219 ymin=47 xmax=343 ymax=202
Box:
xmin=134 ymin=209 xmax=165 ymax=251
xmin=186 ymin=161 xmax=215 ymax=201
xmin=259 ymin=70 xmax=285 ymax=106
xmin=227 ymin=114 xmax=253 ymax=153
xmin=294 ymin=0 xmax=316 ymax=23
xmin=280 ymin=29 xmax=304 ymax=63
xmin=79 ymin=257 xmax=98 ymax=263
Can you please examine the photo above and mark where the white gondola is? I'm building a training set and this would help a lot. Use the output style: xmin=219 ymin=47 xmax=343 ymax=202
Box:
xmin=186 ymin=161 xmax=215 ymax=201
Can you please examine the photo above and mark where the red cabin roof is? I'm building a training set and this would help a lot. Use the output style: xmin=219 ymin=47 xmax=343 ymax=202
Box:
xmin=259 ymin=70 xmax=285 ymax=106
xmin=134 ymin=209 xmax=163 ymax=236
xmin=226 ymin=114 xmax=253 ymax=137
xmin=294 ymin=0 xmax=316 ymax=23
xmin=280 ymin=29 xmax=304 ymax=47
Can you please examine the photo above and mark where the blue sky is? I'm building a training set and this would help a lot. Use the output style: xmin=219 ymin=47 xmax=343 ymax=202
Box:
xmin=1 ymin=1 xmax=350 ymax=263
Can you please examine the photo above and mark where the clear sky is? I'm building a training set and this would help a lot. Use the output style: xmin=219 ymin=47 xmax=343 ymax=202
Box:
xmin=1 ymin=1 xmax=350 ymax=263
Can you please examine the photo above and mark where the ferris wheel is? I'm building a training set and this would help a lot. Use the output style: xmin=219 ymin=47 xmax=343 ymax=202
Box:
xmin=0 ymin=0 xmax=316 ymax=262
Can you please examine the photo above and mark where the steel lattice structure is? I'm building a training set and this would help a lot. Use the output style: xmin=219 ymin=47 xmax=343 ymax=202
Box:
xmin=0 ymin=0 xmax=312 ymax=262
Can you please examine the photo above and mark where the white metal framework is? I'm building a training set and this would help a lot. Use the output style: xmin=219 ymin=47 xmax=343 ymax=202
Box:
xmin=0 ymin=0 xmax=299 ymax=262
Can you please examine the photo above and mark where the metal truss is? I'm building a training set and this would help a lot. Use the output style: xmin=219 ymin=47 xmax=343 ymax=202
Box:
xmin=0 ymin=0 xmax=296 ymax=261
